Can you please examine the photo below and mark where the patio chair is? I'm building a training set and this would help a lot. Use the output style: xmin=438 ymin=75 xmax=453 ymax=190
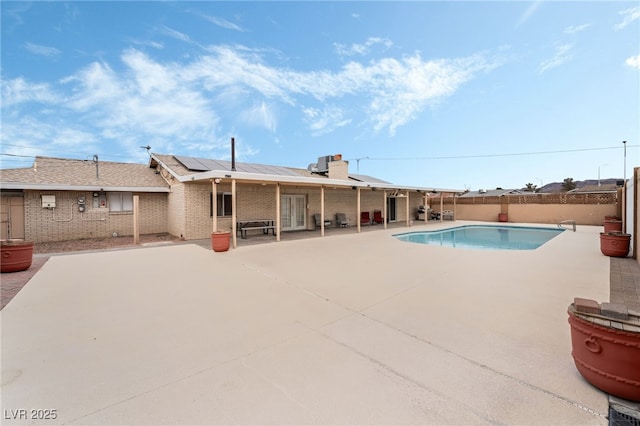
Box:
xmin=313 ymin=214 xmax=332 ymax=229
xmin=360 ymin=211 xmax=371 ymax=225
xmin=442 ymin=210 xmax=454 ymax=221
xmin=336 ymin=213 xmax=350 ymax=228
xmin=372 ymin=210 xmax=384 ymax=224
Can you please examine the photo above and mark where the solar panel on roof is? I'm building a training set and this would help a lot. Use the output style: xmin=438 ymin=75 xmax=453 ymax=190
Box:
xmin=175 ymin=156 xmax=210 ymax=171
xmin=174 ymin=155 xmax=306 ymax=177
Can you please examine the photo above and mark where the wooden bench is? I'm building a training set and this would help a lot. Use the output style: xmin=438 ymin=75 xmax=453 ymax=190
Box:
xmin=237 ymin=220 xmax=276 ymax=239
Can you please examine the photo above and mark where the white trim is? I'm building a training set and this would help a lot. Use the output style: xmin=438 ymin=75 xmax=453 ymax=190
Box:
xmin=0 ymin=183 xmax=170 ymax=192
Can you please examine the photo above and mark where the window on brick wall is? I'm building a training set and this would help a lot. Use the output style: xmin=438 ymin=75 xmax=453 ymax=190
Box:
xmin=108 ymin=192 xmax=133 ymax=212
xmin=210 ymin=192 xmax=232 ymax=216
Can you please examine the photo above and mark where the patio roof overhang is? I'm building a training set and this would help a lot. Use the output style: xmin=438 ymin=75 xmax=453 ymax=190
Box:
xmin=179 ymin=169 xmax=463 ymax=195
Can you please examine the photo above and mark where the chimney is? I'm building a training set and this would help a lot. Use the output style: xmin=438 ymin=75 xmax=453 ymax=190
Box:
xmin=328 ymin=157 xmax=349 ymax=180
xmin=231 ymin=137 xmax=236 ymax=171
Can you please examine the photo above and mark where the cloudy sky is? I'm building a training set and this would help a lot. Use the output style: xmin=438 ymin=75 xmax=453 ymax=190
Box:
xmin=1 ymin=1 xmax=638 ymax=190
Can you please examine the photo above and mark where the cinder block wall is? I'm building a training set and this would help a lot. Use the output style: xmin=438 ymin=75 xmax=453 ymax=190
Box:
xmin=24 ymin=190 xmax=168 ymax=242
xmin=433 ymin=200 xmax=617 ymax=225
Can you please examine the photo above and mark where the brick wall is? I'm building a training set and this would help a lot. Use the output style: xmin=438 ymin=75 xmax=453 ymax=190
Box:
xmin=167 ymin=183 xmax=186 ymax=239
xmin=180 ymin=182 xmax=425 ymax=240
xmin=24 ymin=190 xmax=168 ymax=242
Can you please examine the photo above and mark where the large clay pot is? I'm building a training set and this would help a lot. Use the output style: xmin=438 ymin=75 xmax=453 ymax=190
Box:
xmin=1 ymin=241 xmax=34 ymax=273
xmin=599 ymin=232 xmax=631 ymax=257
xmin=211 ymin=232 xmax=230 ymax=252
xmin=603 ymin=219 xmax=623 ymax=233
xmin=568 ymin=309 xmax=640 ymax=401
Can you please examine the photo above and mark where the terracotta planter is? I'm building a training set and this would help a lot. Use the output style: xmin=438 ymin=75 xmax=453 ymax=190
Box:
xmin=211 ymin=232 xmax=230 ymax=252
xmin=498 ymin=213 xmax=508 ymax=222
xmin=568 ymin=309 xmax=640 ymax=401
xmin=1 ymin=241 xmax=34 ymax=273
xmin=599 ymin=232 xmax=631 ymax=257
xmin=603 ymin=219 xmax=623 ymax=233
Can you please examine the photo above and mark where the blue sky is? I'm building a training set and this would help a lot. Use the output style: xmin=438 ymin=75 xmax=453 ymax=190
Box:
xmin=1 ymin=1 xmax=639 ymax=190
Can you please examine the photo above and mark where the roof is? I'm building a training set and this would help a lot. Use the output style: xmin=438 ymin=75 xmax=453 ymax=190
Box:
xmin=150 ymin=153 xmax=464 ymax=194
xmin=567 ymin=184 xmax=618 ymax=194
xmin=0 ymin=156 xmax=170 ymax=192
xmin=458 ymin=188 xmax=529 ymax=198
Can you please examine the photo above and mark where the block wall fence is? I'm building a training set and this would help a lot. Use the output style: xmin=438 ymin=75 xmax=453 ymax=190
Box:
xmin=431 ymin=192 xmax=618 ymax=226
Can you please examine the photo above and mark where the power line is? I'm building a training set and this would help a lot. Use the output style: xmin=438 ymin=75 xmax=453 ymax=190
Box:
xmin=357 ymin=145 xmax=638 ymax=161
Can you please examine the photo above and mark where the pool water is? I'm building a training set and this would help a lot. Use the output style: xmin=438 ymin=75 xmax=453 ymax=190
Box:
xmin=394 ymin=225 xmax=564 ymax=250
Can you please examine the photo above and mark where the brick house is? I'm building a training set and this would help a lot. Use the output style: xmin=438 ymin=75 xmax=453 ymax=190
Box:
xmin=0 ymin=154 xmax=460 ymax=245
xmin=149 ymin=153 xmax=460 ymax=248
xmin=0 ymin=156 xmax=170 ymax=242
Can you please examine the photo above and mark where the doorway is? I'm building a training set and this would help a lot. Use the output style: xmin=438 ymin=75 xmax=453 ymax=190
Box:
xmin=387 ymin=197 xmax=397 ymax=222
xmin=0 ymin=194 xmax=25 ymax=240
xmin=281 ymin=194 xmax=306 ymax=231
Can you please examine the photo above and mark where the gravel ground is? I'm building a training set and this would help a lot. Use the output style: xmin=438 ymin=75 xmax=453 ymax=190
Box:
xmin=33 ymin=233 xmax=179 ymax=254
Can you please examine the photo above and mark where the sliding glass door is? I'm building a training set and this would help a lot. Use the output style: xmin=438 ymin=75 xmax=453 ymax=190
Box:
xmin=281 ymin=194 xmax=306 ymax=231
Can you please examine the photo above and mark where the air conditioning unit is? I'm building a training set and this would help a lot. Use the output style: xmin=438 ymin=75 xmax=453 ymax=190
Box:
xmin=42 ymin=195 xmax=56 ymax=208
xmin=316 ymin=155 xmax=334 ymax=173
xmin=479 ymin=189 xmax=487 ymax=194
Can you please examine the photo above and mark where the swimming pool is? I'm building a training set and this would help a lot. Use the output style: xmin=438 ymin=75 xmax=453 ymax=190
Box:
xmin=394 ymin=225 xmax=564 ymax=250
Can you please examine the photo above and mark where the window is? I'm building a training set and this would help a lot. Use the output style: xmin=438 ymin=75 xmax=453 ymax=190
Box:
xmin=108 ymin=192 xmax=133 ymax=212
xmin=210 ymin=192 xmax=232 ymax=216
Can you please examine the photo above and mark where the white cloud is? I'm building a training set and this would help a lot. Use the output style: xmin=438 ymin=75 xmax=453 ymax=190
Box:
xmin=626 ymin=54 xmax=640 ymax=69
xmin=158 ymin=25 xmax=192 ymax=43
xmin=334 ymin=37 xmax=393 ymax=57
xmin=201 ymin=14 xmax=244 ymax=32
xmin=615 ymin=6 xmax=640 ymax=30
xmin=130 ymin=39 xmax=164 ymax=50
xmin=3 ymin=43 xmax=500 ymax=157
xmin=239 ymin=102 xmax=277 ymax=132
xmin=564 ymin=23 xmax=591 ymax=34
xmin=538 ymin=43 xmax=573 ymax=74
xmin=24 ymin=42 xmax=61 ymax=57
xmin=516 ymin=1 xmax=542 ymax=27
xmin=302 ymin=105 xmax=351 ymax=136
xmin=1 ymin=77 xmax=59 ymax=107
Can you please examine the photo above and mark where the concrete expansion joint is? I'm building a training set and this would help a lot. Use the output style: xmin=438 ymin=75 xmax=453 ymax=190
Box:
xmin=361 ymin=314 xmax=609 ymax=421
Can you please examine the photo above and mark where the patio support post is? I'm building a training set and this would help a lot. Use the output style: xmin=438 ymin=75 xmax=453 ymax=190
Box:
xmin=212 ymin=180 xmax=217 ymax=233
xmin=440 ymin=193 xmax=444 ymax=222
xmin=383 ymin=190 xmax=388 ymax=229
xmin=320 ymin=186 xmax=325 ymax=237
xmin=357 ymin=188 xmax=361 ymax=232
xmin=133 ymin=195 xmax=139 ymax=244
xmin=406 ymin=191 xmax=410 ymax=227
xmin=453 ymin=192 xmax=457 ymax=221
xmin=231 ymin=178 xmax=237 ymax=249
xmin=276 ymin=183 xmax=281 ymax=242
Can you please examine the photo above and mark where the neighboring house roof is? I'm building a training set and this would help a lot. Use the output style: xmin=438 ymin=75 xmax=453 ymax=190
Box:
xmin=459 ymin=188 xmax=529 ymax=198
xmin=567 ymin=184 xmax=618 ymax=194
xmin=0 ymin=156 xmax=170 ymax=192
xmin=150 ymin=153 xmax=463 ymax=194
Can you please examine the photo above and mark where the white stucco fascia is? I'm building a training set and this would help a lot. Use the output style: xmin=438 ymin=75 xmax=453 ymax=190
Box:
xmin=0 ymin=183 xmax=170 ymax=192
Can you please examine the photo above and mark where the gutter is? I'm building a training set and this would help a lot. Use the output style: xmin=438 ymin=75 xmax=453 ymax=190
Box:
xmin=0 ymin=183 xmax=171 ymax=192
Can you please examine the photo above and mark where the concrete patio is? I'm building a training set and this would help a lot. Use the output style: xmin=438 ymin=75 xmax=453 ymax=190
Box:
xmin=1 ymin=221 xmax=612 ymax=425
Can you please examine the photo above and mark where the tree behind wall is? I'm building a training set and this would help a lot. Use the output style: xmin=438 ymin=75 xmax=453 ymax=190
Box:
xmin=562 ymin=177 xmax=577 ymax=192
